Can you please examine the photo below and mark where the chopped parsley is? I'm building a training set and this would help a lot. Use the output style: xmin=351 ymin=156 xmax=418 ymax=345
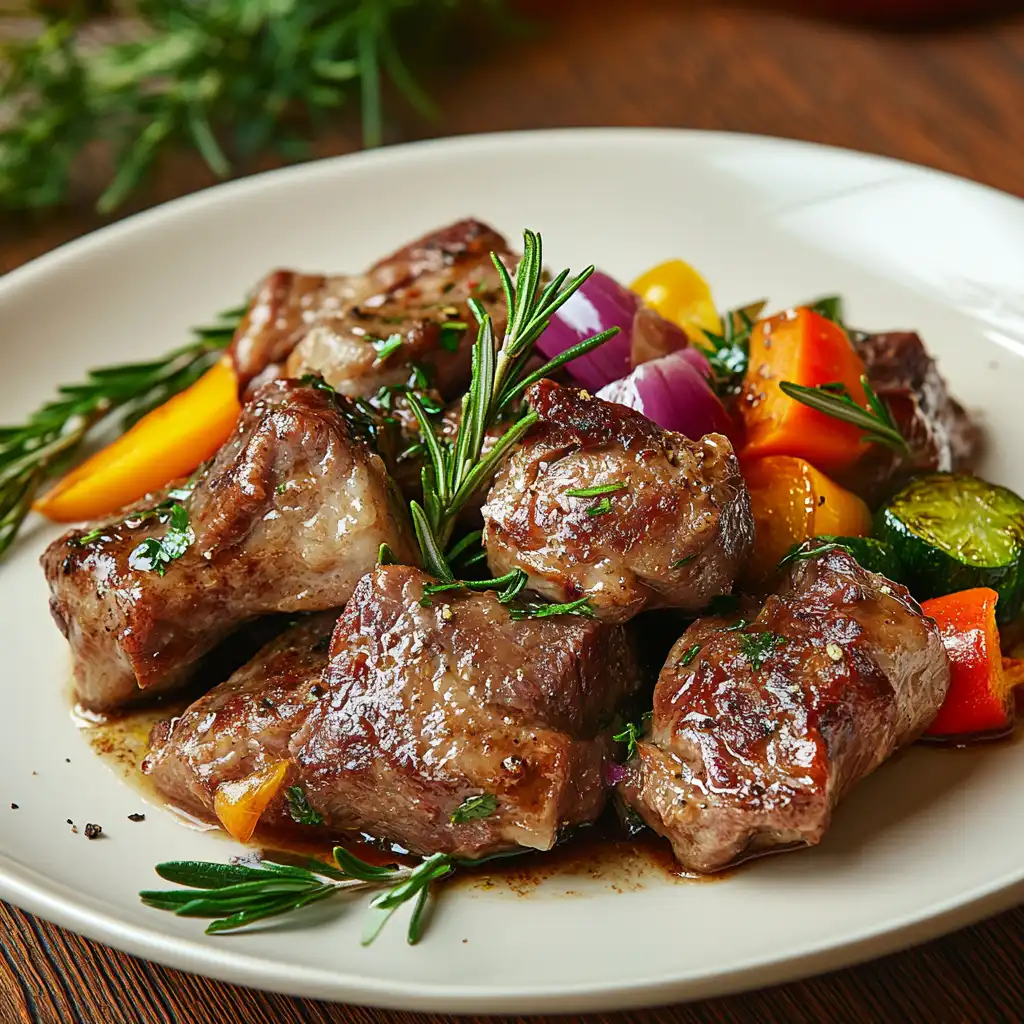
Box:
xmin=738 ymin=631 xmax=786 ymax=672
xmin=286 ymin=786 xmax=324 ymax=827
xmin=613 ymin=721 xmax=642 ymax=760
xmin=450 ymin=793 xmax=497 ymax=824
xmin=74 ymin=484 xmax=196 ymax=547
xmin=128 ymin=504 xmax=194 ymax=576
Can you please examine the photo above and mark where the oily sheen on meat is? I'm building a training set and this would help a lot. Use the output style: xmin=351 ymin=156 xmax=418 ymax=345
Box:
xmin=618 ymin=549 xmax=951 ymax=872
xmin=42 ymin=380 xmax=415 ymax=711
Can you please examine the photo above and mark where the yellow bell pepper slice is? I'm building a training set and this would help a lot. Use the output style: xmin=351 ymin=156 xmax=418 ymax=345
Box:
xmin=213 ymin=760 xmax=290 ymax=843
xmin=34 ymin=356 xmax=241 ymax=523
xmin=630 ymin=259 xmax=723 ymax=341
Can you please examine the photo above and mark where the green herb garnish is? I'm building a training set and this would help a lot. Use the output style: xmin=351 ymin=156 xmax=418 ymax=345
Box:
xmin=438 ymin=322 xmax=469 ymax=353
xmin=141 ymin=847 xmax=455 ymax=946
xmin=778 ymin=376 xmax=909 ymax=455
xmin=128 ymin=504 xmax=195 ymax=576
xmin=738 ymin=631 xmax=786 ymax=672
xmin=421 ymin=568 xmax=528 ymax=606
xmin=449 ymin=793 xmax=498 ymax=824
xmin=698 ymin=299 xmax=767 ymax=396
xmin=404 ymin=230 xmax=617 ymax=584
xmin=613 ymin=722 xmax=642 ymax=760
xmin=671 ymin=555 xmax=697 ymax=569
xmin=587 ymin=497 xmax=614 ymax=517
xmin=74 ymin=483 xmax=199 ymax=549
xmin=0 ymin=305 xmax=241 ymax=561
xmin=806 ymin=295 xmax=845 ymax=325
xmin=678 ymin=643 xmax=701 ymax=667
xmin=286 ymin=787 xmax=324 ymax=828
xmin=566 ymin=482 xmax=626 ymax=498
xmin=508 ymin=596 xmax=596 ymax=621
xmin=372 ymin=334 xmax=404 ymax=362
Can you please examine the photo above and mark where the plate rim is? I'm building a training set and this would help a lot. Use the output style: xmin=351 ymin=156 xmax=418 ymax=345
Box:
xmin=2 ymin=126 xmax=1023 ymax=1012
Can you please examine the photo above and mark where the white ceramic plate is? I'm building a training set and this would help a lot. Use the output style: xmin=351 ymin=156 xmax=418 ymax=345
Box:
xmin=2 ymin=130 xmax=1024 ymax=1014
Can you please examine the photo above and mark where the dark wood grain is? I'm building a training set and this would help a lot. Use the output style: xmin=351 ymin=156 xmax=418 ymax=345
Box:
xmin=3 ymin=2 xmax=1024 ymax=1021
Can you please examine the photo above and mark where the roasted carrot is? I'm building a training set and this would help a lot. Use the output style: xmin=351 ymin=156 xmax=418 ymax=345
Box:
xmin=740 ymin=308 xmax=870 ymax=473
xmin=34 ymin=357 xmax=241 ymax=522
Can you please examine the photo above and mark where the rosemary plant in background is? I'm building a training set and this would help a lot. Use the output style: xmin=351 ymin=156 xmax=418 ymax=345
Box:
xmin=0 ymin=0 xmax=508 ymax=214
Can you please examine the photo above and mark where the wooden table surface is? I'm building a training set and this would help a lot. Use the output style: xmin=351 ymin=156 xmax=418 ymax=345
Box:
xmin=2 ymin=2 xmax=1023 ymax=1021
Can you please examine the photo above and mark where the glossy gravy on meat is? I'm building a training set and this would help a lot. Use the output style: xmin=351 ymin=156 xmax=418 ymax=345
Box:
xmin=74 ymin=694 xmax=704 ymax=894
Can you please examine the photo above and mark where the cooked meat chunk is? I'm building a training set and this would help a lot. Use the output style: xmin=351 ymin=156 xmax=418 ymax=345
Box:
xmin=292 ymin=565 xmax=639 ymax=858
xmin=143 ymin=565 xmax=639 ymax=857
xmin=840 ymin=330 xmax=981 ymax=502
xmin=42 ymin=380 xmax=415 ymax=711
xmin=228 ymin=219 xmax=510 ymax=401
xmin=144 ymin=613 xmax=338 ymax=824
xmin=618 ymin=549 xmax=950 ymax=872
xmin=480 ymin=380 xmax=753 ymax=624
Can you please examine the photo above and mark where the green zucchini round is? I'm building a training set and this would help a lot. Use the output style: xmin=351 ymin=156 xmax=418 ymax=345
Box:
xmin=875 ymin=472 xmax=1024 ymax=622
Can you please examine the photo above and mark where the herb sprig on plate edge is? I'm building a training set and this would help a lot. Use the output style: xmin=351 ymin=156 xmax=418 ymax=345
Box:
xmin=0 ymin=305 xmax=243 ymax=561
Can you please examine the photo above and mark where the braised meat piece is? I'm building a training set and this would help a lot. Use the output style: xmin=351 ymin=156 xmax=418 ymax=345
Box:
xmin=293 ymin=565 xmax=640 ymax=857
xmin=144 ymin=613 xmax=338 ymax=824
xmin=228 ymin=219 xmax=510 ymax=401
xmin=840 ymin=330 xmax=981 ymax=502
xmin=147 ymin=565 xmax=639 ymax=855
xmin=42 ymin=380 xmax=415 ymax=711
xmin=618 ymin=549 xmax=950 ymax=872
xmin=480 ymin=380 xmax=753 ymax=624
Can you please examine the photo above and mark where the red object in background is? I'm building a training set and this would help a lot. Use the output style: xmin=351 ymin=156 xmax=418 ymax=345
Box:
xmin=923 ymin=589 xmax=1024 ymax=742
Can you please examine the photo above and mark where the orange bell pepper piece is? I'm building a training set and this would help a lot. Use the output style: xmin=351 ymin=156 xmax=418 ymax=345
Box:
xmin=213 ymin=760 xmax=290 ymax=843
xmin=923 ymin=589 xmax=1024 ymax=742
xmin=34 ymin=357 xmax=241 ymax=523
xmin=742 ymin=455 xmax=872 ymax=584
xmin=741 ymin=308 xmax=870 ymax=473
xmin=630 ymin=259 xmax=723 ymax=342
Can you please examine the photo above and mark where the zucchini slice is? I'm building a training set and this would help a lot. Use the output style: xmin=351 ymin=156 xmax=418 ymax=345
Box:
xmin=876 ymin=473 xmax=1024 ymax=621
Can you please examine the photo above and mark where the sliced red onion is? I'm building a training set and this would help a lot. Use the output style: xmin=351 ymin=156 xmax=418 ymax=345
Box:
xmin=536 ymin=271 xmax=638 ymax=391
xmin=605 ymin=762 xmax=629 ymax=786
xmin=597 ymin=348 xmax=736 ymax=441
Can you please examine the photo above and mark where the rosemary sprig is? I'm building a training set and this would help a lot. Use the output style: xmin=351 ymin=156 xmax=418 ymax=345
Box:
xmin=0 ymin=304 xmax=242 ymax=561
xmin=508 ymin=596 xmax=596 ymax=621
xmin=406 ymin=230 xmax=618 ymax=580
xmin=778 ymin=376 xmax=910 ymax=454
xmin=697 ymin=299 xmax=767 ymax=397
xmin=420 ymin=568 xmax=528 ymax=606
xmin=141 ymin=847 xmax=453 ymax=946
xmin=0 ymin=3 xmax=508 ymax=214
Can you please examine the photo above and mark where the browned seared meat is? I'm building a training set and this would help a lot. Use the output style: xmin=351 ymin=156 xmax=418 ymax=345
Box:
xmin=228 ymin=219 xmax=510 ymax=401
xmin=42 ymin=380 xmax=416 ymax=712
xmin=840 ymin=330 xmax=981 ymax=502
xmin=618 ymin=549 xmax=950 ymax=872
xmin=293 ymin=565 xmax=639 ymax=857
xmin=143 ymin=564 xmax=639 ymax=858
xmin=481 ymin=380 xmax=753 ymax=624
xmin=143 ymin=613 xmax=337 ymax=824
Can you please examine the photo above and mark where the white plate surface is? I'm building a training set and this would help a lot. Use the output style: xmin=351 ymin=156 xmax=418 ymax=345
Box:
xmin=1 ymin=129 xmax=1023 ymax=1014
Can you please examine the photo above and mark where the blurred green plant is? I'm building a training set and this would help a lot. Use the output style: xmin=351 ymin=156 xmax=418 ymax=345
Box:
xmin=0 ymin=0 xmax=506 ymax=214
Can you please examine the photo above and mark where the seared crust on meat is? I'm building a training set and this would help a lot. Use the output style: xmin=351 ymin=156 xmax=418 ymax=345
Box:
xmin=229 ymin=219 xmax=511 ymax=401
xmin=291 ymin=564 xmax=640 ymax=858
xmin=618 ymin=549 xmax=950 ymax=872
xmin=481 ymin=380 xmax=753 ymax=623
xmin=143 ymin=613 xmax=338 ymax=824
xmin=42 ymin=380 xmax=415 ymax=711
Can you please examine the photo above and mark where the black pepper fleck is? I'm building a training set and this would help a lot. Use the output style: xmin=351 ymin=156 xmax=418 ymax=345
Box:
xmin=66 ymin=819 xmax=73 ymax=825
xmin=84 ymin=823 xmax=103 ymax=839
xmin=127 ymin=813 xmax=145 ymax=822
xmin=10 ymin=803 xmax=18 ymax=810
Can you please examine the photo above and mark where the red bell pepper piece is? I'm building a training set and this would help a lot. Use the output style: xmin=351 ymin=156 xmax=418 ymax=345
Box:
xmin=923 ymin=588 xmax=1024 ymax=741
